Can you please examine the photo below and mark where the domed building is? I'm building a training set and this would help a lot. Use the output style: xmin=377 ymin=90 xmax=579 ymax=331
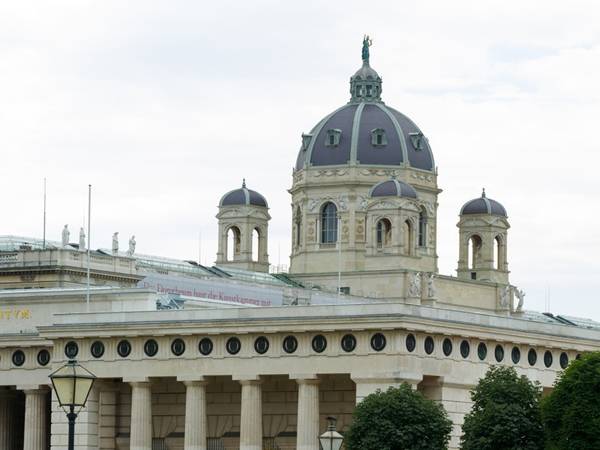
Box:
xmin=1 ymin=36 xmax=599 ymax=450
xmin=290 ymin=37 xmax=440 ymax=298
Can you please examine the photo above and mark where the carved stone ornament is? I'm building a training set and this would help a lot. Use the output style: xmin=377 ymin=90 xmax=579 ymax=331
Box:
xmin=360 ymin=168 xmax=399 ymax=177
xmin=313 ymin=169 xmax=348 ymax=177
xmin=357 ymin=195 xmax=369 ymax=211
xmin=293 ymin=171 xmax=304 ymax=183
xmin=370 ymin=200 xmax=399 ymax=210
xmin=514 ymin=287 xmax=525 ymax=311
xmin=426 ymin=273 xmax=437 ymax=299
xmin=407 ymin=272 xmax=422 ymax=298
xmin=410 ymin=172 xmax=433 ymax=182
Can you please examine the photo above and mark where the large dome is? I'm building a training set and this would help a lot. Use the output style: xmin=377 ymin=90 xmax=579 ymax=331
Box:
xmin=295 ymin=103 xmax=434 ymax=171
xmin=295 ymin=38 xmax=434 ymax=172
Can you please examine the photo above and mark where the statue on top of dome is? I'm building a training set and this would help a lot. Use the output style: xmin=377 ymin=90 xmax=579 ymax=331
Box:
xmin=362 ymin=35 xmax=372 ymax=63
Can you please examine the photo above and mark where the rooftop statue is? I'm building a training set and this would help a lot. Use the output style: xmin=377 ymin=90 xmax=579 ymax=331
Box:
xmin=362 ymin=35 xmax=372 ymax=63
xmin=79 ymin=227 xmax=86 ymax=251
xmin=127 ymin=235 xmax=136 ymax=256
xmin=112 ymin=232 xmax=119 ymax=255
xmin=61 ymin=225 xmax=70 ymax=247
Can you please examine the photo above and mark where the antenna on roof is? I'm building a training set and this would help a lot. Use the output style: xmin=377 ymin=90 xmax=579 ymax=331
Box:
xmin=86 ymin=184 xmax=92 ymax=311
xmin=42 ymin=178 xmax=47 ymax=250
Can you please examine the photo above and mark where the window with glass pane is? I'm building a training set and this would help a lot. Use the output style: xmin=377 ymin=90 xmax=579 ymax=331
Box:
xmin=321 ymin=202 xmax=338 ymax=243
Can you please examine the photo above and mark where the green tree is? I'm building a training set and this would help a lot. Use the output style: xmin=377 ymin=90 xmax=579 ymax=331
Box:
xmin=461 ymin=366 xmax=543 ymax=450
xmin=541 ymin=352 xmax=600 ymax=449
xmin=345 ymin=383 xmax=452 ymax=450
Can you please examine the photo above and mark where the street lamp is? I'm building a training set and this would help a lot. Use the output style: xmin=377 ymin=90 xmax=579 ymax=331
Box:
xmin=49 ymin=360 xmax=96 ymax=450
xmin=319 ymin=416 xmax=344 ymax=450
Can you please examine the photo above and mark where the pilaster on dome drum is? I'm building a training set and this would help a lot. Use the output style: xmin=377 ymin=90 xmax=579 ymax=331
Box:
xmin=219 ymin=179 xmax=268 ymax=208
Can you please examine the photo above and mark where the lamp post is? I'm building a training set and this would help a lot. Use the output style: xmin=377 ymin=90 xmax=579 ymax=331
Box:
xmin=49 ymin=360 xmax=96 ymax=450
xmin=319 ymin=416 xmax=344 ymax=450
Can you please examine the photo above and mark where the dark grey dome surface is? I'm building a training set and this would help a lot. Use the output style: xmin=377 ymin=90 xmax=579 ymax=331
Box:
xmin=220 ymin=183 xmax=267 ymax=207
xmin=460 ymin=191 xmax=506 ymax=217
xmin=370 ymin=178 xmax=417 ymax=199
xmin=295 ymin=103 xmax=434 ymax=171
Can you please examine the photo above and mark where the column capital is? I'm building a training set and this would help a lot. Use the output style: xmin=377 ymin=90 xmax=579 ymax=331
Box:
xmin=182 ymin=379 xmax=209 ymax=387
xmin=128 ymin=380 xmax=151 ymax=388
xmin=177 ymin=375 xmax=207 ymax=383
xmin=238 ymin=378 xmax=262 ymax=386
xmin=20 ymin=387 xmax=50 ymax=395
xmin=289 ymin=373 xmax=319 ymax=381
xmin=233 ymin=374 xmax=261 ymax=382
xmin=124 ymin=377 xmax=150 ymax=384
xmin=295 ymin=378 xmax=320 ymax=386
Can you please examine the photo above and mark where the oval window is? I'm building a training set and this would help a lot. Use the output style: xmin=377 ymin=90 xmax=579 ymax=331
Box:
xmin=226 ymin=337 xmax=241 ymax=355
xmin=371 ymin=333 xmax=386 ymax=352
xmin=442 ymin=338 xmax=453 ymax=357
xmin=341 ymin=334 xmax=356 ymax=353
xmin=528 ymin=349 xmax=537 ymax=366
xmin=478 ymin=343 xmax=487 ymax=361
xmin=283 ymin=336 xmax=298 ymax=354
xmin=117 ymin=340 xmax=131 ymax=358
xmin=312 ymin=335 xmax=327 ymax=353
xmin=460 ymin=340 xmax=470 ymax=359
xmin=199 ymin=338 xmax=213 ymax=356
xmin=511 ymin=347 xmax=521 ymax=364
xmin=254 ymin=336 xmax=269 ymax=355
xmin=424 ymin=336 xmax=435 ymax=355
xmin=406 ymin=334 xmax=416 ymax=352
xmin=144 ymin=339 xmax=159 ymax=357
xmin=64 ymin=341 xmax=79 ymax=359
xmin=91 ymin=341 xmax=105 ymax=358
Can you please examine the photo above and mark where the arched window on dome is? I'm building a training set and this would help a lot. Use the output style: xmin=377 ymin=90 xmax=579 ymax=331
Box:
xmin=371 ymin=128 xmax=387 ymax=147
xmin=321 ymin=202 xmax=338 ymax=244
xmin=227 ymin=226 xmax=241 ymax=261
xmin=402 ymin=220 xmax=414 ymax=255
xmin=252 ymin=228 xmax=260 ymax=262
xmin=376 ymin=218 xmax=392 ymax=249
xmin=468 ymin=234 xmax=483 ymax=270
xmin=418 ymin=207 xmax=427 ymax=247
xmin=325 ymin=129 xmax=341 ymax=148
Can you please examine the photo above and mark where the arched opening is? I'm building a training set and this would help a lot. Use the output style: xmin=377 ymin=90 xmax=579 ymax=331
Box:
xmin=376 ymin=218 xmax=392 ymax=248
xmin=252 ymin=228 xmax=260 ymax=262
xmin=294 ymin=207 xmax=301 ymax=248
xmin=418 ymin=208 xmax=427 ymax=247
xmin=468 ymin=234 xmax=482 ymax=269
xmin=227 ymin=226 xmax=241 ymax=261
xmin=321 ymin=202 xmax=338 ymax=244
xmin=402 ymin=220 xmax=413 ymax=255
xmin=494 ymin=235 xmax=503 ymax=270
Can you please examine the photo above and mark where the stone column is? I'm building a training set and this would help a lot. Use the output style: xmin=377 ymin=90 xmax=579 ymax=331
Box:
xmin=0 ymin=389 xmax=15 ymax=450
xmin=23 ymin=389 xmax=47 ymax=450
xmin=239 ymin=379 xmax=262 ymax=450
xmin=183 ymin=381 xmax=208 ymax=450
xmin=296 ymin=378 xmax=320 ymax=450
xmin=130 ymin=382 xmax=152 ymax=450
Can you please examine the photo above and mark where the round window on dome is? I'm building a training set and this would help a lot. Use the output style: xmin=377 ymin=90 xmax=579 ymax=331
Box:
xmin=424 ymin=336 xmax=435 ymax=355
xmin=283 ymin=336 xmax=298 ymax=354
xmin=460 ymin=340 xmax=470 ymax=359
xmin=312 ymin=335 xmax=327 ymax=353
xmin=254 ymin=336 xmax=269 ymax=355
xmin=370 ymin=333 xmax=386 ymax=352
xmin=442 ymin=338 xmax=453 ymax=357
xmin=406 ymin=334 xmax=416 ymax=353
xmin=226 ymin=337 xmax=241 ymax=355
xmin=341 ymin=334 xmax=356 ymax=353
xmin=199 ymin=338 xmax=213 ymax=356
xmin=478 ymin=343 xmax=487 ymax=361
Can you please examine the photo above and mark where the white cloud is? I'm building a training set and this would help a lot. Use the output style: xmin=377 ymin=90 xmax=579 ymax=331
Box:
xmin=1 ymin=0 xmax=599 ymax=318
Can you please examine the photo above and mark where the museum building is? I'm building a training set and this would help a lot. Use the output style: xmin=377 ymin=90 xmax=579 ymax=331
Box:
xmin=1 ymin=39 xmax=600 ymax=450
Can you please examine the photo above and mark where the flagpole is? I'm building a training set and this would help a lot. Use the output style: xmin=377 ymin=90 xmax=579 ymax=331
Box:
xmin=86 ymin=185 xmax=91 ymax=311
xmin=42 ymin=178 xmax=47 ymax=250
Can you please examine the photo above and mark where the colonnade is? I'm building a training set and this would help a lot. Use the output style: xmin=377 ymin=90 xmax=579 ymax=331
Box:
xmin=128 ymin=375 xmax=322 ymax=450
xmin=0 ymin=387 xmax=48 ymax=450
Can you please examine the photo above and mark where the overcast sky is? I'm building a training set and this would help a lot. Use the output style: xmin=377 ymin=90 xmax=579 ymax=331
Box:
xmin=1 ymin=1 xmax=599 ymax=319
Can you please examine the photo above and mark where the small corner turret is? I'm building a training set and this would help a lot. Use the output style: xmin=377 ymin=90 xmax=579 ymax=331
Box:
xmin=457 ymin=189 xmax=510 ymax=284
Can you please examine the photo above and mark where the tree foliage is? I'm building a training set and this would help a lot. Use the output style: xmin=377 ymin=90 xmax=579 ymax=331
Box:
xmin=541 ymin=352 xmax=600 ymax=449
xmin=345 ymin=383 xmax=452 ymax=450
xmin=461 ymin=366 xmax=544 ymax=450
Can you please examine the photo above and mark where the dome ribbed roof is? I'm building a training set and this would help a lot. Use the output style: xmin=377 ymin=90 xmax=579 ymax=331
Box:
xmin=370 ymin=178 xmax=417 ymax=199
xmin=460 ymin=190 xmax=506 ymax=217
xmin=220 ymin=180 xmax=268 ymax=207
xmin=295 ymin=103 xmax=434 ymax=171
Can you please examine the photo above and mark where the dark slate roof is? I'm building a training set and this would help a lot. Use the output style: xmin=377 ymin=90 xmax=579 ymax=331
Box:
xmin=295 ymin=103 xmax=434 ymax=171
xmin=220 ymin=182 xmax=268 ymax=207
xmin=460 ymin=190 xmax=507 ymax=217
xmin=370 ymin=178 xmax=418 ymax=199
